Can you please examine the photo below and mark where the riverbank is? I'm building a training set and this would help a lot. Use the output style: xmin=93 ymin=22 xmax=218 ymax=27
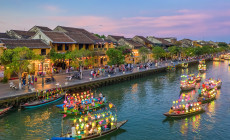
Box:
xmin=0 ymin=58 xmax=211 ymax=107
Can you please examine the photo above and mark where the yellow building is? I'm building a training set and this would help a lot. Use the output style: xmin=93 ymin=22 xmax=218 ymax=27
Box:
xmin=0 ymin=39 xmax=51 ymax=76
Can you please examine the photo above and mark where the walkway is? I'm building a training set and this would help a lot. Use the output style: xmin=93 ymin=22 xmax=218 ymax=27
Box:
xmin=0 ymin=59 xmax=201 ymax=100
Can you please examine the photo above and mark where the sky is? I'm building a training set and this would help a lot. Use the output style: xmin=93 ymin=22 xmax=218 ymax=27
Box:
xmin=0 ymin=0 xmax=230 ymax=42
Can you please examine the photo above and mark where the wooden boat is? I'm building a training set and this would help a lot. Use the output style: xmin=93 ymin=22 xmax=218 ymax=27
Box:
xmin=197 ymin=96 xmax=216 ymax=104
xmin=60 ymin=102 xmax=106 ymax=115
xmin=213 ymin=57 xmax=220 ymax=61
xmin=50 ymin=120 xmax=128 ymax=140
xmin=216 ymin=81 xmax=222 ymax=89
xmin=199 ymin=69 xmax=206 ymax=73
xmin=21 ymin=94 xmax=64 ymax=109
xmin=163 ymin=109 xmax=204 ymax=118
xmin=180 ymin=84 xmax=196 ymax=91
xmin=195 ymin=77 xmax=201 ymax=83
xmin=0 ymin=106 xmax=12 ymax=116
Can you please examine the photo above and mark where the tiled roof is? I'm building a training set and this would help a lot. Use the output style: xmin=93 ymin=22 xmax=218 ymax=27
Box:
xmin=0 ymin=33 xmax=12 ymax=39
xmin=12 ymin=30 xmax=36 ymax=39
xmin=42 ymin=31 xmax=75 ymax=43
xmin=109 ymin=35 xmax=124 ymax=41
xmin=0 ymin=39 xmax=50 ymax=49
xmin=155 ymin=38 xmax=172 ymax=46
xmin=136 ymin=36 xmax=153 ymax=44
xmin=65 ymin=32 xmax=94 ymax=44
xmin=34 ymin=26 xmax=52 ymax=31
xmin=125 ymin=39 xmax=143 ymax=48
xmin=57 ymin=26 xmax=103 ymax=43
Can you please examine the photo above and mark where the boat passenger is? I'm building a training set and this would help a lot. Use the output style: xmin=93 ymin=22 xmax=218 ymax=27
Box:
xmin=91 ymin=101 xmax=95 ymax=107
xmin=102 ymin=96 xmax=106 ymax=103
xmin=71 ymin=124 xmax=76 ymax=137
xmin=168 ymin=107 xmax=174 ymax=114
xmin=198 ymin=88 xmax=202 ymax=97
xmin=99 ymin=93 xmax=103 ymax=99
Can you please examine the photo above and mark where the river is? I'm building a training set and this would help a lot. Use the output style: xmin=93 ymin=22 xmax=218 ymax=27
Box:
xmin=0 ymin=60 xmax=230 ymax=140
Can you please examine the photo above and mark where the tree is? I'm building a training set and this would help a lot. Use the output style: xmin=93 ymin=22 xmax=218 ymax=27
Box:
xmin=94 ymin=34 xmax=106 ymax=39
xmin=168 ymin=46 xmax=180 ymax=58
xmin=138 ymin=47 xmax=150 ymax=63
xmin=116 ymin=45 xmax=132 ymax=56
xmin=0 ymin=47 xmax=38 ymax=89
xmin=175 ymin=41 xmax=182 ymax=47
xmin=106 ymin=48 xmax=124 ymax=66
xmin=66 ymin=48 xmax=93 ymax=79
xmin=152 ymin=46 xmax=166 ymax=60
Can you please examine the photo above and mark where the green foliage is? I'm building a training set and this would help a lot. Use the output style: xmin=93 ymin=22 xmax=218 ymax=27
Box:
xmin=168 ymin=46 xmax=180 ymax=56
xmin=94 ymin=34 xmax=106 ymax=39
xmin=48 ymin=49 xmax=66 ymax=62
xmin=138 ymin=47 xmax=150 ymax=63
xmin=106 ymin=48 xmax=124 ymax=66
xmin=1 ymin=47 xmax=37 ymax=75
xmin=0 ymin=47 xmax=39 ymax=89
xmin=152 ymin=46 xmax=166 ymax=60
xmin=116 ymin=45 xmax=132 ymax=56
xmin=66 ymin=48 xmax=93 ymax=68
xmin=218 ymin=42 xmax=229 ymax=48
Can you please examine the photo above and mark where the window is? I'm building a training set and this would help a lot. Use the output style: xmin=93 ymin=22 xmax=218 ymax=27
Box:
xmin=41 ymin=49 xmax=46 ymax=55
xmin=57 ymin=44 xmax=63 ymax=51
xmin=65 ymin=44 xmax=69 ymax=51
xmin=79 ymin=44 xmax=83 ymax=50
xmin=85 ymin=44 xmax=89 ymax=50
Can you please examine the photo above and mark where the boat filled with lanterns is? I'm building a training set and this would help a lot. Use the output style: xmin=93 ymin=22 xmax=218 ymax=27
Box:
xmin=58 ymin=91 xmax=107 ymax=116
xmin=180 ymin=75 xmax=196 ymax=91
xmin=51 ymin=103 xmax=127 ymax=140
xmin=198 ymin=59 xmax=206 ymax=73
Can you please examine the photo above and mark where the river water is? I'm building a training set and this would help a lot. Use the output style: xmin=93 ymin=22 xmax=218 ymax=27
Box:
xmin=1 ymin=61 xmax=230 ymax=140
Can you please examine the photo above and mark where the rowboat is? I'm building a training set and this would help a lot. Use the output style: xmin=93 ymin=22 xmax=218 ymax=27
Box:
xmin=50 ymin=120 xmax=128 ymax=140
xmin=0 ymin=106 xmax=12 ymax=116
xmin=56 ymin=98 xmax=100 ymax=109
xmin=163 ymin=109 xmax=204 ymax=118
xmin=21 ymin=94 xmax=64 ymax=109
xmin=216 ymin=81 xmax=222 ymax=89
xmin=195 ymin=76 xmax=201 ymax=83
xmin=180 ymin=84 xmax=196 ymax=91
xmin=59 ymin=102 xmax=106 ymax=115
xmin=213 ymin=57 xmax=220 ymax=61
xmin=197 ymin=96 xmax=216 ymax=104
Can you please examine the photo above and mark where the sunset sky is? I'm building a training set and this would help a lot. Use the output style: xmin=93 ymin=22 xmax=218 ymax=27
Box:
xmin=0 ymin=0 xmax=230 ymax=42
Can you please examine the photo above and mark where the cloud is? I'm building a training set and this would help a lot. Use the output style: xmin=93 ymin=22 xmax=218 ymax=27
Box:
xmin=42 ymin=5 xmax=62 ymax=13
xmin=1 ymin=9 xmax=230 ymax=42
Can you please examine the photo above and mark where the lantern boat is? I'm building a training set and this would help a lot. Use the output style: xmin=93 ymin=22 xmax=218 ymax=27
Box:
xmin=59 ymin=102 xmax=106 ymax=116
xmin=180 ymin=75 xmax=196 ymax=91
xmin=198 ymin=59 xmax=206 ymax=73
xmin=181 ymin=63 xmax=188 ymax=69
xmin=215 ymin=80 xmax=222 ymax=89
xmin=213 ymin=57 xmax=220 ymax=61
xmin=50 ymin=120 xmax=127 ymax=140
xmin=164 ymin=101 xmax=204 ymax=118
xmin=195 ymin=75 xmax=201 ymax=83
xmin=21 ymin=88 xmax=65 ymax=109
xmin=51 ymin=103 xmax=127 ymax=140
xmin=197 ymin=89 xmax=217 ymax=104
xmin=0 ymin=106 xmax=12 ymax=116
xmin=163 ymin=108 xmax=204 ymax=118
